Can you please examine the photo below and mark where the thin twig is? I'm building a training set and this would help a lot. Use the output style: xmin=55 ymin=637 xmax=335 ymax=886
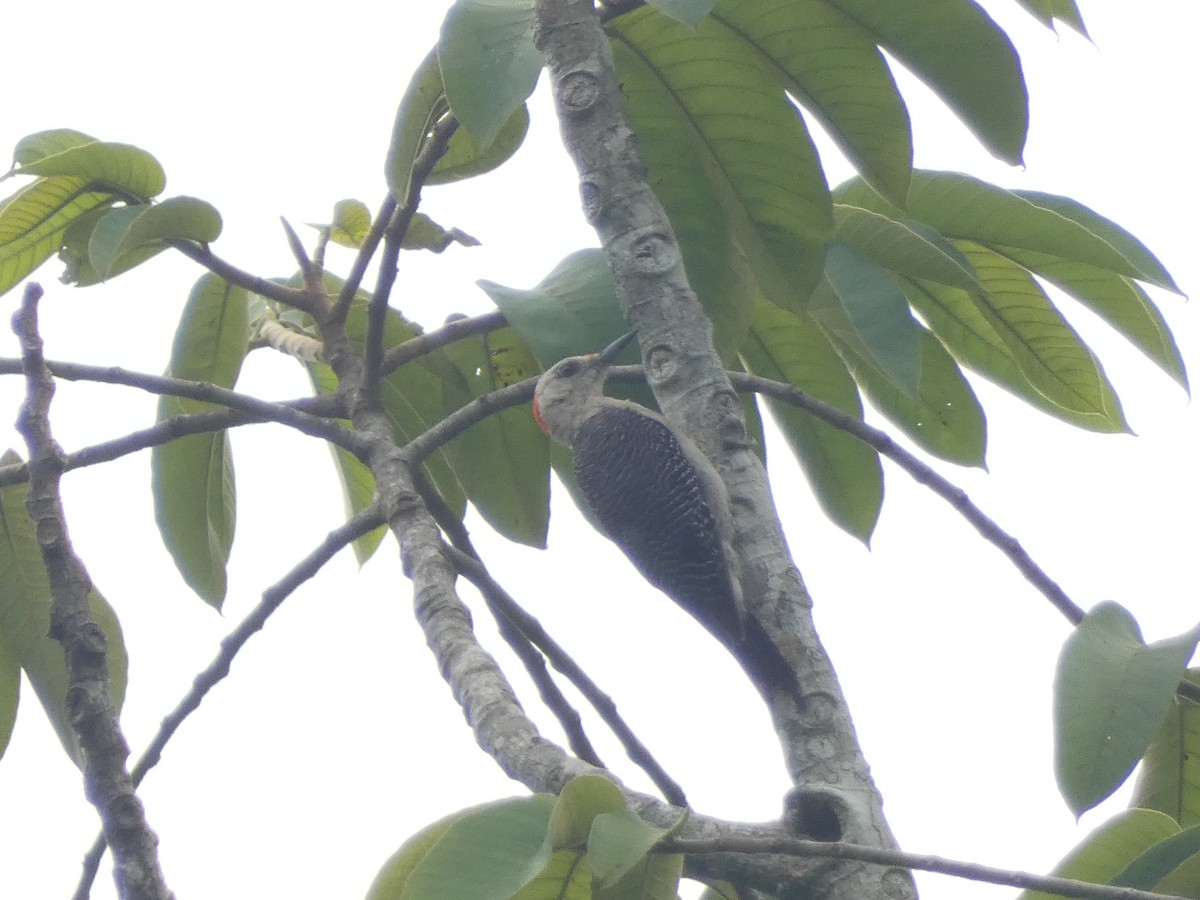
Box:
xmin=450 ymin=548 xmax=689 ymax=807
xmin=363 ymin=115 xmax=460 ymax=403
xmin=14 ymin=283 xmax=172 ymax=900
xmin=331 ymin=194 xmax=398 ymax=325
xmin=168 ymin=239 xmax=319 ymax=315
xmin=410 ymin=470 xmax=605 ymax=767
xmin=380 ymin=309 xmax=508 ymax=377
xmin=74 ymin=506 xmax=384 ymax=899
xmin=725 ymin=371 xmax=1086 ymax=624
xmin=0 ymin=356 xmax=347 ymax=428
xmin=664 ymin=834 xmax=1183 ymax=900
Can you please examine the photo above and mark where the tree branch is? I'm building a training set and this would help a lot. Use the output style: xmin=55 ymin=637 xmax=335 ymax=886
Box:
xmin=665 ymin=834 xmax=1183 ymax=900
xmin=13 ymin=283 xmax=172 ymax=900
xmin=449 ymin=548 xmax=688 ymax=807
xmin=168 ymin=239 xmax=319 ymax=315
xmin=73 ymin=506 xmax=384 ymax=899
xmin=362 ymin=115 xmax=460 ymax=403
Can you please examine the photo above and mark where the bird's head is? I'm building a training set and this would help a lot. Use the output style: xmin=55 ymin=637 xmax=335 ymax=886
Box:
xmin=532 ymin=332 xmax=637 ymax=445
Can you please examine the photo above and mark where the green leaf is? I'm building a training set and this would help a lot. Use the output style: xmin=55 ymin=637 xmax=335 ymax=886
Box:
xmin=824 ymin=243 xmax=923 ymax=397
xmin=327 ymin=199 xmax=371 ymax=248
xmin=152 ymin=275 xmax=250 ymax=608
xmin=709 ymin=0 xmax=912 ymax=205
xmin=607 ymin=39 xmax=756 ymax=354
xmin=1054 ymin=602 xmax=1200 ymax=817
xmin=1008 ymin=189 xmax=1180 ymax=293
xmin=824 ymin=0 xmax=1027 ymax=164
xmin=86 ymin=195 xmax=221 ymax=281
xmin=594 ymin=848 xmax=682 ymax=900
xmin=1131 ymin=670 xmax=1200 ymax=826
xmin=588 ymin=807 xmax=676 ymax=888
xmin=0 ymin=632 xmax=19 ymax=760
xmin=401 ymin=213 xmax=481 ymax=253
xmin=366 ymin=794 xmax=556 ymax=900
xmin=840 ymin=172 xmax=1159 ymax=283
xmin=961 ymin=241 xmax=1128 ymax=430
xmin=480 ymin=248 xmax=631 ymax=369
xmin=610 ymin=7 xmax=832 ymax=312
xmin=816 ymin=309 xmax=986 ymax=467
xmin=1016 ymin=809 xmax=1180 ymax=900
xmin=0 ymin=449 xmax=128 ymax=766
xmin=832 ymin=204 xmax=981 ymax=294
xmin=11 ymin=140 xmax=165 ymax=201
xmin=442 ymin=327 xmax=550 ymax=548
xmin=1009 ymin=0 xmax=1089 ymax=38
xmin=996 ymin=247 xmax=1188 ymax=393
xmin=511 ymin=850 xmax=592 ymax=900
xmin=439 ymin=0 xmax=543 ymax=149
xmin=1111 ymin=824 xmax=1200 ymax=894
xmin=0 ymin=176 xmax=114 ymax=297
xmin=647 ymin=0 xmax=717 ymax=28
xmin=386 ymin=48 xmax=448 ymax=204
xmin=549 ymin=775 xmax=627 ymax=850
xmin=9 ymin=129 xmax=97 ymax=169
xmin=429 ymin=105 xmax=531 ymax=186
xmin=742 ymin=299 xmax=882 ymax=542
xmin=87 ymin=206 xmax=165 ymax=279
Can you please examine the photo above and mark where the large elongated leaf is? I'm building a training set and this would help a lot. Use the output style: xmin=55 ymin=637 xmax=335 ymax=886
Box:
xmin=1017 ymin=809 xmax=1180 ymax=900
xmin=1008 ymin=189 xmax=1180 ymax=292
xmin=0 ymin=625 xmax=19 ymax=760
xmin=824 ymin=0 xmax=1027 ymax=164
xmin=10 ymin=140 xmax=165 ymax=201
xmin=823 ymin=243 xmax=923 ymax=396
xmin=429 ymin=104 xmax=530 ymax=186
xmin=0 ymin=176 xmax=114 ymax=296
xmin=609 ymin=7 xmax=832 ymax=312
xmin=839 ymin=172 xmax=1160 ymax=282
xmin=1055 ymin=602 xmax=1200 ymax=817
xmin=608 ymin=39 xmax=757 ymax=354
xmin=0 ymin=450 xmax=128 ymax=766
xmin=442 ymin=327 xmax=551 ymax=548
xmin=9 ymin=129 xmax=97 ymax=168
xmin=438 ymin=0 xmax=543 ymax=149
xmin=742 ymin=299 xmax=882 ymax=541
xmin=709 ymin=0 xmax=912 ymax=204
xmin=1110 ymin=824 xmax=1200 ymax=895
xmin=1010 ymin=0 xmax=1089 ymax=37
xmin=906 ymin=246 xmax=1128 ymax=433
xmin=386 ymin=48 xmax=447 ymax=204
xmin=367 ymin=795 xmax=556 ymax=900
xmin=996 ymin=247 xmax=1188 ymax=392
xmin=813 ymin=299 xmax=985 ymax=467
xmin=152 ymin=275 xmax=250 ymax=608
xmin=481 ymin=249 xmax=632 ymax=369
xmin=1132 ymin=670 xmax=1200 ymax=826
xmin=833 ymin=204 xmax=981 ymax=294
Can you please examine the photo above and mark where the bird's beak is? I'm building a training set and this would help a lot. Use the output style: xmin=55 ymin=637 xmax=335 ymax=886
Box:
xmin=596 ymin=331 xmax=637 ymax=366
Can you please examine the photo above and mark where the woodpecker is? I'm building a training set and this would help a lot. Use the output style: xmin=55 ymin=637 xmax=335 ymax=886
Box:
xmin=532 ymin=332 xmax=795 ymax=700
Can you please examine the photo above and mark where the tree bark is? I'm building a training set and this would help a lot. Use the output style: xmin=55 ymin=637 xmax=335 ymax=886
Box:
xmin=532 ymin=3 xmax=915 ymax=897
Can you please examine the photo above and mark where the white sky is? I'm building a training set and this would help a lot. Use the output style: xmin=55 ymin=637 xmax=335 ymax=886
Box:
xmin=0 ymin=2 xmax=1196 ymax=899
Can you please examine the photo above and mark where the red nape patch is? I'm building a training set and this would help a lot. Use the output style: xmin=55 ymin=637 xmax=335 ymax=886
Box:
xmin=532 ymin=392 xmax=551 ymax=435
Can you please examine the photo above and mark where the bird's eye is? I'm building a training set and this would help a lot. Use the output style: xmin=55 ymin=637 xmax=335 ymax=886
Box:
xmin=558 ymin=359 xmax=581 ymax=377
